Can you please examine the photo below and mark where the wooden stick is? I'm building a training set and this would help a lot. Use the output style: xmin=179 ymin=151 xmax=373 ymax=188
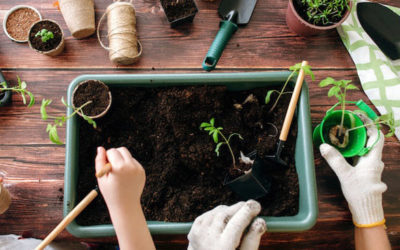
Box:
xmin=279 ymin=60 xmax=308 ymax=141
xmin=35 ymin=188 xmax=99 ymax=250
xmin=95 ymin=163 xmax=112 ymax=178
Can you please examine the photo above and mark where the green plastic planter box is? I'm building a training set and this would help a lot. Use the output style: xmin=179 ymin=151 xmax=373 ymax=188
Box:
xmin=64 ymin=72 xmax=318 ymax=238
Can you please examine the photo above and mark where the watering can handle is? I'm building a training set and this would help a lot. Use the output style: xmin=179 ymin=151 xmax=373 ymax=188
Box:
xmin=280 ymin=61 xmax=308 ymax=141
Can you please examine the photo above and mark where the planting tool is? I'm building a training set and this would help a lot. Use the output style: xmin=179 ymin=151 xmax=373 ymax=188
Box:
xmin=225 ymin=61 xmax=308 ymax=200
xmin=357 ymin=2 xmax=400 ymax=60
xmin=35 ymin=163 xmax=111 ymax=250
xmin=202 ymin=0 xmax=257 ymax=71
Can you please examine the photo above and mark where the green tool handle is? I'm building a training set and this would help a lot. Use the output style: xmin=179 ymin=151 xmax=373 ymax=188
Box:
xmin=202 ymin=20 xmax=238 ymax=71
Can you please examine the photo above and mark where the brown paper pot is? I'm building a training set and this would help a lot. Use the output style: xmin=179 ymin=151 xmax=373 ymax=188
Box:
xmin=0 ymin=184 xmax=11 ymax=214
xmin=28 ymin=19 xmax=65 ymax=56
xmin=60 ymin=0 xmax=95 ymax=39
xmin=286 ymin=0 xmax=352 ymax=37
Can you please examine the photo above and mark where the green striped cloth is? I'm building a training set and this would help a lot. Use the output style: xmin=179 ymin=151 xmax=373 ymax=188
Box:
xmin=337 ymin=0 xmax=400 ymax=140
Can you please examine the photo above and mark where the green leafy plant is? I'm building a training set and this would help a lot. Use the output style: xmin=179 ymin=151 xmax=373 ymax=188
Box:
xmin=346 ymin=112 xmax=399 ymax=138
xmin=35 ymin=29 xmax=54 ymax=42
xmin=0 ymin=77 xmax=35 ymax=107
xmin=300 ymin=0 xmax=350 ymax=25
xmin=41 ymin=98 xmax=96 ymax=145
xmin=265 ymin=62 xmax=315 ymax=113
xmin=200 ymin=118 xmax=243 ymax=168
xmin=319 ymin=77 xmax=359 ymax=136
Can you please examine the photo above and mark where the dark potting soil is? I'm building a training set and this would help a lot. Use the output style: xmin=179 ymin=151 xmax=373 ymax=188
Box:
xmin=76 ymin=86 xmax=299 ymax=225
xmin=293 ymin=0 xmax=348 ymax=26
xmin=161 ymin=0 xmax=197 ymax=21
xmin=73 ymin=80 xmax=111 ymax=117
xmin=29 ymin=20 xmax=62 ymax=52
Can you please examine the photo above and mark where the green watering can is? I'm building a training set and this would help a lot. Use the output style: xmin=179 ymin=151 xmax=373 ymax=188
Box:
xmin=313 ymin=100 xmax=380 ymax=158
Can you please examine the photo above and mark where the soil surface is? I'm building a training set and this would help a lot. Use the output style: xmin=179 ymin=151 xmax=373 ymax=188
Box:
xmin=293 ymin=0 xmax=348 ymax=26
xmin=76 ymin=86 xmax=299 ymax=225
xmin=161 ymin=0 xmax=197 ymax=22
xmin=73 ymin=80 xmax=111 ymax=117
xmin=6 ymin=8 xmax=40 ymax=41
xmin=29 ymin=20 xmax=62 ymax=51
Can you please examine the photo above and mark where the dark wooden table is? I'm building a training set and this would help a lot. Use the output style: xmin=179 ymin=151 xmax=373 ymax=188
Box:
xmin=1 ymin=0 xmax=399 ymax=249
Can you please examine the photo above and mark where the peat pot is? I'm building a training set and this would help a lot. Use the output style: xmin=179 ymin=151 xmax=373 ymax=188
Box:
xmin=64 ymin=72 xmax=318 ymax=237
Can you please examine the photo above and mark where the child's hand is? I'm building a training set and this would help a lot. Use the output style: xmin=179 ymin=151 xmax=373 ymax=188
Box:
xmin=95 ymin=147 xmax=146 ymax=211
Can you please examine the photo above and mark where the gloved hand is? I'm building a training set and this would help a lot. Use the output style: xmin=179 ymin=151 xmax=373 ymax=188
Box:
xmin=320 ymin=113 xmax=387 ymax=227
xmin=187 ymin=200 xmax=266 ymax=250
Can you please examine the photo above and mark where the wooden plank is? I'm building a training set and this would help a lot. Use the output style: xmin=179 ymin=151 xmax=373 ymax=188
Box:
xmin=0 ymin=0 xmax=398 ymax=69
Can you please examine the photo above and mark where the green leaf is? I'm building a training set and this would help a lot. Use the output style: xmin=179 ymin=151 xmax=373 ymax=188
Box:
xmin=217 ymin=127 xmax=223 ymax=131
xmin=200 ymin=122 xmax=210 ymax=128
xmin=83 ymin=115 xmax=97 ymax=129
xmin=215 ymin=142 xmax=223 ymax=156
xmin=319 ymin=77 xmax=335 ymax=87
xmin=46 ymin=124 xmax=63 ymax=145
xmin=346 ymin=84 xmax=359 ymax=90
xmin=41 ymin=99 xmax=52 ymax=120
xmin=203 ymin=127 xmax=213 ymax=131
xmin=27 ymin=91 xmax=35 ymax=107
xmin=302 ymin=65 xmax=315 ymax=80
xmin=289 ymin=63 xmax=302 ymax=71
xmin=61 ymin=97 xmax=68 ymax=107
xmin=327 ymin=86 xmax=339 ymax=97
xmin=265 ymin=90 xmax=278 ymax=104
xmin=212 ymin=130 xmax=219 ymax=143
xmin=20 ymin=92 xmax=27 ymax=105
xmin=210 ymin=118 xmax=215 ymax=127
xmin=20 ymin=81 xmax=27 ymax=90
xmin=209 ymin=130 xmax=214 ymax=135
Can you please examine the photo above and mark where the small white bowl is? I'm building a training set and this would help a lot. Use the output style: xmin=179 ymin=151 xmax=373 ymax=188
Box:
xmin=3 ymin=5 xmax=42 ymax=43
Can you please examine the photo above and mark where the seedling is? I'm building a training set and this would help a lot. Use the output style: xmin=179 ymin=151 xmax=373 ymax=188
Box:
xmin=300 ymin=0 xmax=350 ymax=25
xmin=200 ymin=118 xmax=243 ymax=169
xmin=0 ymin=77 xmax=35 ymax=107
xmin=41 ymin=98 xmax=96 ymax=145
xmin=265 ymin=62 xmax=314 ymax=113
xmin=320 ymin=77 xmax=359 ymax=139
xmin=35 ymin=29 xmax=54 ymax=42
xmin=346 ymin=112 xmax=399 ymax=138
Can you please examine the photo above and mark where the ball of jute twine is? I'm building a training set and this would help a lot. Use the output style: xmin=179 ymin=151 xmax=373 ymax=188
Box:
xmin=97 ymin=0 xmax=142 ymax=65
xmin=0 ymin=182 xmax=11 ymax=215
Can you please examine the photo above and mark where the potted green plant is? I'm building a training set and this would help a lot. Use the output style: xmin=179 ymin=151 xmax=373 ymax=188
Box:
xmin=313 ymin=77 xmax=397 ymax=158
xmin=160 ymin=0 xmax=198 ymax=27
xmin=28 ymin=19 xmax=65 ymax=56
xmin=286 ymin=0 xmax=352 ymax=36
xmin=0 ymin=76 xmax=35 ymax=107
xmin=41 ymin=80 xmax=112 ymax=145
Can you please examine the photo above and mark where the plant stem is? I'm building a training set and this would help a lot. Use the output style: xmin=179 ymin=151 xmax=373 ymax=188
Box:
xmin=339 ymin=88 xmax=346 ymax=136
xmin=66 ymin=100 xmax=92 ymax=120
xmin=217 ymin=130 xmax=236 ymax=169
xmin=345 ymin=120 xmax=387 ymax=133
xmin=269 ymin=70 xmax=296 ymax=113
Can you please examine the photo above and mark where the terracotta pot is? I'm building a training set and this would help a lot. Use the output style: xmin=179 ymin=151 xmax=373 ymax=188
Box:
xmin=286 ymin=0 xmax=352 ymax=37
xmin=59 ymin=0 xmax=95 ymax=39
xmin=0 ymin=183 xmax=11 ymax=214
xmin=28 ymin=19 xmax=65 ymax=56
xmin=72 ymin=80 xmax=112 ymax=119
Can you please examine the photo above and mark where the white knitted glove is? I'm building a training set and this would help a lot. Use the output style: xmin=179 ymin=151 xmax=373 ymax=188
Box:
xmin=320 ymin=113 xmax=387 ymax=227
xmin=187 ymin=200 xmax=267 ymax=250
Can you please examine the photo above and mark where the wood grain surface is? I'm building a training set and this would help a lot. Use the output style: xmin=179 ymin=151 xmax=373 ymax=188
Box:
xmin=0 ymin=0 xmax=399 ymax=249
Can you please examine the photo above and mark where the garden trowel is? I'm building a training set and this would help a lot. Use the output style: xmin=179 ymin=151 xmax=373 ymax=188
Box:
xmin=202 ymin=0 xmax=257 ymax=71
xmin=357 ymin=2 xmax=400 ymax=60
